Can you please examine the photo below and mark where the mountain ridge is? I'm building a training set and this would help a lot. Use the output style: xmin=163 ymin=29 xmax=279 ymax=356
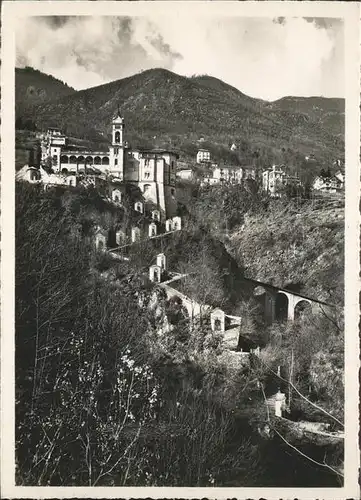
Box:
xmin=16 ymin=67 xmax=344 ymax=170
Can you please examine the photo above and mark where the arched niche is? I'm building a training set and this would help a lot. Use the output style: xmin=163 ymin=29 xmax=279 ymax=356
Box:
xmin=60 ymin=155 xmax=69 ymax=164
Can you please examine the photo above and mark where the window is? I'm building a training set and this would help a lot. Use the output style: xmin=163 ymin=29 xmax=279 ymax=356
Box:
xmin=115 ymin=131 xmax=120 ymax=143
xmin=171 ymin=161 xmax=174 ymax=169
xmin=115 ymin=159 xmax=118 ymax=166
xmin=114 ymin=148 xmax=119 ymax=154
xmin=144 ymin=172 xmax=150 ymax=179
xmin=171 ymin=188 xmax=175 ymax=196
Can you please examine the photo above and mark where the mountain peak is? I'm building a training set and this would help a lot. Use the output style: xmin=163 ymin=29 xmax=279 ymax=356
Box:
xmin=16 ymin=67 xmax=344 ymax=168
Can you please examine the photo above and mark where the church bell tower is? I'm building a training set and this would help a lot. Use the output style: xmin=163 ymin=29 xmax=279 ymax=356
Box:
xmin=109 ymin=107 xmax=125 ymax=178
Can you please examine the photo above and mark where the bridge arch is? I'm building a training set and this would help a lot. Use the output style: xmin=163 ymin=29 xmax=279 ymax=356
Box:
xmin=294 ymin=299 xmax=312 ymax=320
xmin=162 ymin=285 xmax=201 ymax=323
xmin=275 ymin=292 xmax=289 ymax=322
xmin=166 ymin=295 xmax=190 ymax=326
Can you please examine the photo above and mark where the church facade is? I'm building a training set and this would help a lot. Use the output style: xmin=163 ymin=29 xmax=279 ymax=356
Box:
xmin=45 ymin=111 xmax=178 ymax=218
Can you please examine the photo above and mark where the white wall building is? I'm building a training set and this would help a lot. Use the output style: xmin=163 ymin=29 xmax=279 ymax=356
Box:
xmin=202 ymin=166 xmax=257 ymax=186
xmin=262 ymin=165 xmax=300 ymax=197
xmin=176 ymin=169 xmax=193 ymax=180
xmin=313 ymin=175 xmax=343 ymax=194
xmin=196 ymin=149 xmax=211 ymax=164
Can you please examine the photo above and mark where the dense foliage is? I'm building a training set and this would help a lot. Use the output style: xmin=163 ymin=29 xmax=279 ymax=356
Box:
xmin=15 ymin=182 xmax=343 ymax=487
xmin=15 ymin=184 xmax=260 ymax=486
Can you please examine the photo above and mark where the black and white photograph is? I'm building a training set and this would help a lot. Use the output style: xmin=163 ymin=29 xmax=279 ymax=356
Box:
xmin=1 ymin=1 xmax=360 ymax=498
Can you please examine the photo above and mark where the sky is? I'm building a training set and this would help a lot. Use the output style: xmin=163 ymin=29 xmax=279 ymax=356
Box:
xmin=15 ymin=15 xmax=344 ymax=101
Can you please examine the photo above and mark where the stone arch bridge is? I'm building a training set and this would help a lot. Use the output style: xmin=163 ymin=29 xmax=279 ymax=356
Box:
xmin=244 ymin=278 xmax=334 ymax=323
xmin=158 ymin=275 xmax=334 ymax=327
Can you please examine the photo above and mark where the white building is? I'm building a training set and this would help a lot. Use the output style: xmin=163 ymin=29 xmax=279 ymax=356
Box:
xmin=202 ymin=165 xmax=257 ymax=186
xmin=196 ymin=149 xmax=211 ymax=164
xmin=16 ymin=165 xmax=42 ymax=183
xmin=313 ymin=175 xmax=343 ymax=194
xmin=176 ymin=169 xmax=193 ymax=181
xmin=262 ymin=165 xmax=300 ymax=197
xmin=334 ymin=170 xmax=345 ymax=186
xmin=40 ymin=111 xmax=179 ymax=219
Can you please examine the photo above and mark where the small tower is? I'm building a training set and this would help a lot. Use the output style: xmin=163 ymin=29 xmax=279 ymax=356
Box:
xmin=109 ymin=107 xmax=125 ymax=179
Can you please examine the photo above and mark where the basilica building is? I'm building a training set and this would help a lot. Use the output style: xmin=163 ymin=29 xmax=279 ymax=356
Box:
xmin=43 ymin=110 xmax=179 ymax=219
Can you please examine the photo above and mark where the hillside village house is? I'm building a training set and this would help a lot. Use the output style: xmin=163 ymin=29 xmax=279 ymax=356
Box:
xmin=16 ymin=164 xmax=78 ymax=189
xmin=196 ymin=149 xmax=211 ymax=164
xmin=202 ymin=165 xmax=257 ymax=186
xmin=176 ymin=169 xmax=193 ymax=181
xmin=335 ymin=170 xmax=345 ymax=186
xmin=262 ymin=165 xmax=301 ymax=197
xmin=313 ymin=173 xmax=344 ymax=194
xmin=38 ymin=111 xmax=179 ymax=219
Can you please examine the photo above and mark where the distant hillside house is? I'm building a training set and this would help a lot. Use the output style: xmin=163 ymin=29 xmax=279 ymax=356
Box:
xmin=334 ymin=170 xmax=345 ymax=186
xmin=313 ymin=174 xmax=343 ymax=194
xmin=40 ymin=111 xmax=179 ymax=219
xmin=202 ymin=165 xmax=257 ymax=186
xmin=262 ymin=165 xmax=300 ymax=197
xmin=16 ymin=165 xmax=41 ymax=183
xmin=177 ymin=169 xmax=193 ymax=180
xmin=196 ymin=149 xmax=211 ymax=164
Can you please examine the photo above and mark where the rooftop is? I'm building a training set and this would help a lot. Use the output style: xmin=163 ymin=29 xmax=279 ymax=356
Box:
xmin=134 ymin=149 xmax=180 ymax=159
xmin=61 ymin=151 xmax=109 ymax=156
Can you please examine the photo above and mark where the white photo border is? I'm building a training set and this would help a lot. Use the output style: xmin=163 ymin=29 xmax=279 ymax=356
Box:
xmin=1 ymin=1 xmax=360 ymax=498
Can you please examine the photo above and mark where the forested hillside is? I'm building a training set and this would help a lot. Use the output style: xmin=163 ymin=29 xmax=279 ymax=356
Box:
xmin=16 ymin=68 xmax=344 ymax=172
xmin=16 ymin=182 xmax=344 ymax=487
xmin=178 ymin=181 xmax=344 ymax=307
xmin=16 ymin=67 xmax=75 ymax=129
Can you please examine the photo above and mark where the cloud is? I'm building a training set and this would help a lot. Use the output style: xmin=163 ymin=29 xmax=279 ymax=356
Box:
xmin=15 ymin=15 xmax=344 ymax=100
